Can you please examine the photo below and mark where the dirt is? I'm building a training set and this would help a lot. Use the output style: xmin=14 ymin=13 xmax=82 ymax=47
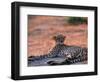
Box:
xmin=28 ymin=16 xmax=87 ymax=57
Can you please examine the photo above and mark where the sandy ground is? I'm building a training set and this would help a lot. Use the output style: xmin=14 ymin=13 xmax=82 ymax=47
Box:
xmin=28 ymin=16 xmax=88 ymax=57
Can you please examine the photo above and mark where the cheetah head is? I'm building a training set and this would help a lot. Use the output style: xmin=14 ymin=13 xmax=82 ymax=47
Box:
xmin=53 ymin=34 xmax=65 ymax=45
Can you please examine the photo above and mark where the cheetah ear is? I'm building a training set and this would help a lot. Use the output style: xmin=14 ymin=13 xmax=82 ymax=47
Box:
xmin=63 ymin=36 xmax=66 ymax=39
xmin=52 ymin=35 xmax=57 ymax=40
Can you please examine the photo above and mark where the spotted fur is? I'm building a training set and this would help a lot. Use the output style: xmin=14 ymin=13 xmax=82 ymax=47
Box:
xmin=28 ymin=34 xmax=87 ymax=65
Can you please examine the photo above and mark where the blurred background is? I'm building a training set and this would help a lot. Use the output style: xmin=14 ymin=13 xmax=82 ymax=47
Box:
xmin=28 ymin=15 xmax=88 ymax=57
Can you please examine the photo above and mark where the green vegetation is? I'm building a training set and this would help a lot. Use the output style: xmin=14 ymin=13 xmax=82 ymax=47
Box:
xmin=67 ymin=17 xmax=87 ymax=25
